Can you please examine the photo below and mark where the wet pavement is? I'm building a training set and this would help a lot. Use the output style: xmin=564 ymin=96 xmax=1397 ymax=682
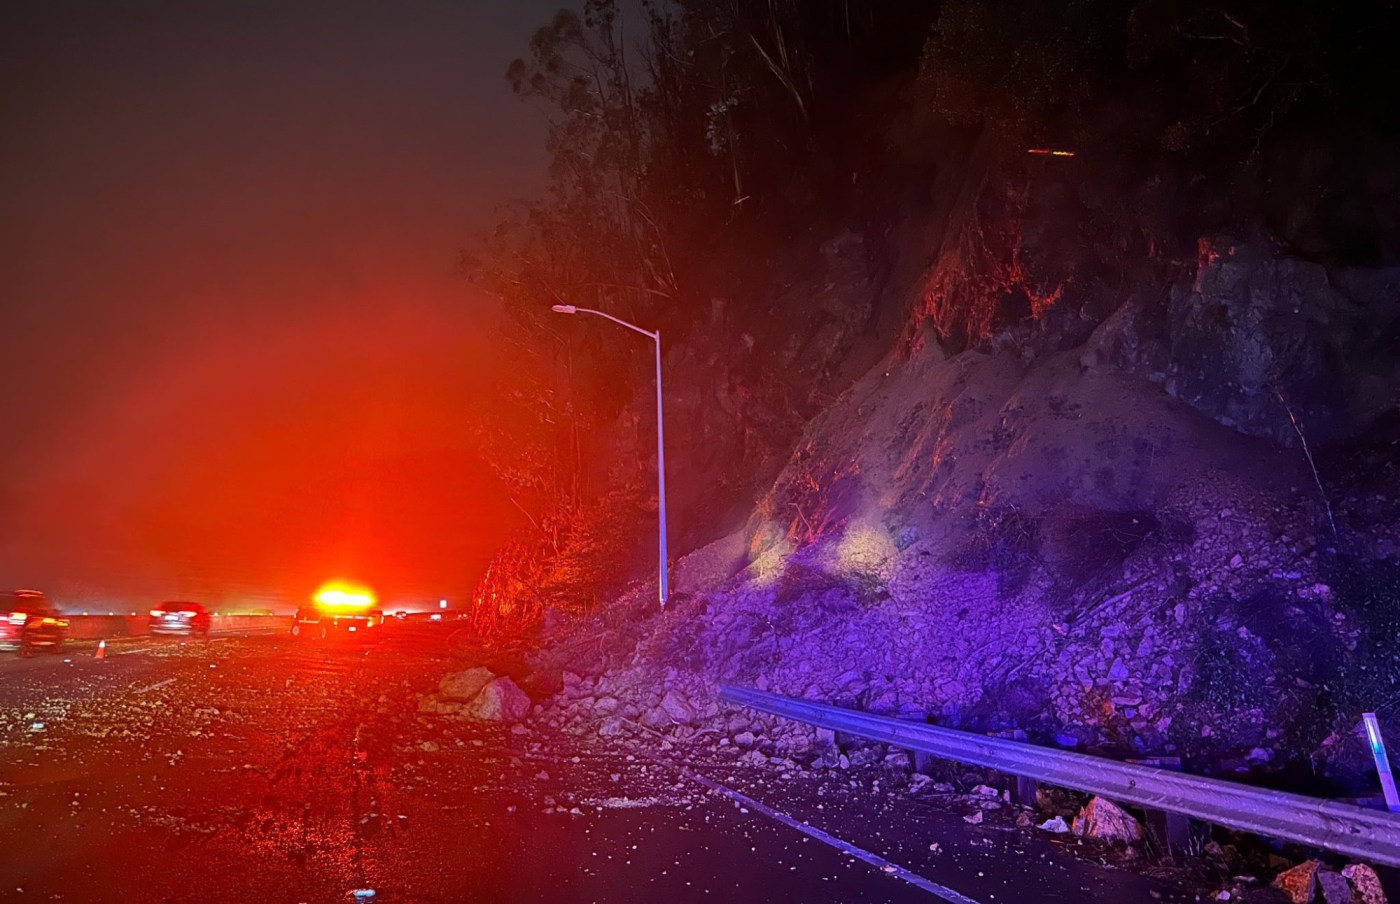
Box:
xmin=0 ymin=625 xmax=1202 ymax=902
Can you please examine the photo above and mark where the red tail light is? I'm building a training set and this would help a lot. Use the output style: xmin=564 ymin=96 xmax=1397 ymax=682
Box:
xmin=8 ymin=612 xmax=26 ymax=625
xmin=179 ymin=611 xmax=197 ymax=618
xmin=150 ymin=610 xmax=165 ymax=617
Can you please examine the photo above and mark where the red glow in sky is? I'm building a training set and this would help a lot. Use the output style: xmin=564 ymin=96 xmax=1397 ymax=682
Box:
xmin=0 ymin=0 xmax=558 ymax=608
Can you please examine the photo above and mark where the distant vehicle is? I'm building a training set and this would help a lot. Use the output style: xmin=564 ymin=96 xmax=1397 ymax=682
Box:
xmin=0 ymin=590 xmax=67 ymax=657
xmin=394 ymin=610 xmax=407 ymax=620
xmin=428 ymin=612 xmax=443 ymax=622
xmin=149 ymin=602 xmax=211 ymax=637
xmin=293 ymin=583 xmax=383 ymax=640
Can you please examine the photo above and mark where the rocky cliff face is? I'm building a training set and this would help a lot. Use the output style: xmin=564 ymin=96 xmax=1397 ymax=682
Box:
xmin=1088 ymin=239 xmax=1400 ymax=446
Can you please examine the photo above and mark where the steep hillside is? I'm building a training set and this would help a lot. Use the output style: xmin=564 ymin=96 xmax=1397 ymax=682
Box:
xmin=535 ymin=227 xmax=1400 ymax=792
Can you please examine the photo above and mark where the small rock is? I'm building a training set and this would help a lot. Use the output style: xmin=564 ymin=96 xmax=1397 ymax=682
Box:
xmin=1230 ymin=553 xmax=1244 ymax=569
xmin=883 ymin=751 xmax=911 ymax=771
xmin=1341 ymin=864 xmax=1387 ymax=904
xmin=1038 ymin=816 xmax=1071 ymax=833
xmin=1272 ymin=860 xmax=1321 ymax=904
xmin=733 ymin=731 xmax=756 ymax=748
xmin=963 ymin=810 xmax=984 ymax=824
xmin=1316 ymin=870 xmax=1355 ymax=904
xmin=639 ymin=706 xmax=671 ymax=730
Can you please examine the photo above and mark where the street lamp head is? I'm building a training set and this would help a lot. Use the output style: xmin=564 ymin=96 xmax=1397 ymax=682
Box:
xmin=551 ymin=304 xmax=577 ymax=314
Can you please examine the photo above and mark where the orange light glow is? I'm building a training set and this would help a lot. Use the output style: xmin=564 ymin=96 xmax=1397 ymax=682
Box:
xmin=1027 ymin=148 xmax=1076 ymax=157
xmin=313 ymin=581 xmax=377 ymax=612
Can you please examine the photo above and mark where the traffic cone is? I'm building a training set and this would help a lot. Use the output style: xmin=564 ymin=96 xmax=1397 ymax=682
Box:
xmin=95 ymin=639 xmax=106 ymax=661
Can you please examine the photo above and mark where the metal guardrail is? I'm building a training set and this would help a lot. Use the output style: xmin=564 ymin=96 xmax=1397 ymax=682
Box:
xmin=720 ymin=684 xmax=1400 ymax=867
xmin=63 ymin=615 xmax=293 ymax=640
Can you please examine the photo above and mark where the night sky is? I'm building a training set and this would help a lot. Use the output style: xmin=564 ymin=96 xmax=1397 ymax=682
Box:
xmin=0 ymin=0 xmax=558 ymax=609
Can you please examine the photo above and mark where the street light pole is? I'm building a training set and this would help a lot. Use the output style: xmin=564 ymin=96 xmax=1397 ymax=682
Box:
xmin=551 ymin=304 xmax=668 ymax=608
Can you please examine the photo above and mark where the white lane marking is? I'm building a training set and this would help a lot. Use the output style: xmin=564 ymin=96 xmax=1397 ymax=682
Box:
xmin=135 ymin=678 xmax=176 ymax=694
xmin=684 ymin=769 xmax=983 ymax=904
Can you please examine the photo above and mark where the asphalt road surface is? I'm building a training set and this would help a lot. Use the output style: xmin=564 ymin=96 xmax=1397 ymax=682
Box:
xmin=0 ymin=624 xmax=1204 ymax=902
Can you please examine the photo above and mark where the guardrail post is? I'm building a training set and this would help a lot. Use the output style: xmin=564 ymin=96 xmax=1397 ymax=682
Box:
xmin=1012 ymin=774 xmax=1039 ymax=807
xmin=1145 ymin=807 xmax=1192 ymax=852
xmin=989 ymin=729 xmax=1038 ymax=805
xmin=1129 ymin=756 xmax=1192 ymax=851
xmin=832 ymin=697 xmax=857 ymax=748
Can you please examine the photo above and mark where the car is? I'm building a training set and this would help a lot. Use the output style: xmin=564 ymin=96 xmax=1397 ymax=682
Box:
xmin=292 ymin=605 xmax=384 ymax=639
xmin=0 ymin=590 xmax=68 ymax=657
xmin=394 ymin=610 xmax=408 ymax=620
xmin=149 ymin=601 xmax=212 ymax=637
xmin=293 ymin=584 xmax=383 ymax=640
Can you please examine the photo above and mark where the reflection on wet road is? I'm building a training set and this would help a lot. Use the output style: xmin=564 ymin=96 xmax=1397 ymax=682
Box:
xmin=0 ymin=627 xmax=1194 ymax=902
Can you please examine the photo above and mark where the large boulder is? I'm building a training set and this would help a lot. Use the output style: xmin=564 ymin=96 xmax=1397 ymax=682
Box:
xmin=461 ymin=677 xmax=532 ymax=723
xmin=440 ymin=667 xmax=496 ymax=702
xmin=1087 ymin=239 xmax=1400 ymax=446
xmin=1167 ymin=242 xmax=1354 ymax=444
xmin=1071 ymin=797 xmax=1143 ymax=844
xmin=659 ymin=689 xmax=696 ymax=725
